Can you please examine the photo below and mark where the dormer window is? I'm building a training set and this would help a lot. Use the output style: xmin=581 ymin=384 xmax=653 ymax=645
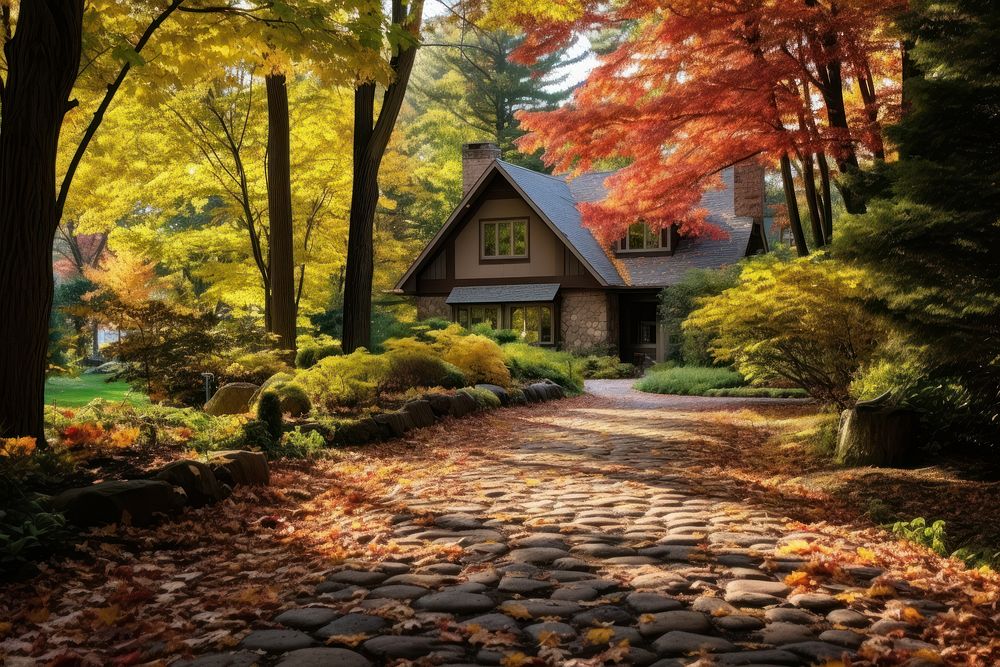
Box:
xmin=482 ymin=218 xmax=528 ymax=260
xmin=617 ymin=222 xmax=670 ymax=253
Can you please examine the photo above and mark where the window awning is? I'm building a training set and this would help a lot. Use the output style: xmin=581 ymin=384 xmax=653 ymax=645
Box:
xmin=446 ymin=284 xmax=560 ymax=305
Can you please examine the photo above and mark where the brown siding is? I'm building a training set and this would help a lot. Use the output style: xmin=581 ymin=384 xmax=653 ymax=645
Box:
xmin=421 ymin=251 xmax=447 ymax=280
xmin=453 ymin=197 xmax=564 ymax=280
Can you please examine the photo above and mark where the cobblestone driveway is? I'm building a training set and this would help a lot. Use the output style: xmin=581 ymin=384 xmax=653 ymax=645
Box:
xmin=182 ymin=381 xmax=946 ymax=666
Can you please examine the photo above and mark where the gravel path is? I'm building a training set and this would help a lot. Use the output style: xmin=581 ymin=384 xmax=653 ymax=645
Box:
xmin=178 ymin=384 xmax=947 ymax=667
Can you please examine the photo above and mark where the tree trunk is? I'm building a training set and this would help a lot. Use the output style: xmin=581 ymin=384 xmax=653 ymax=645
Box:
xmin=801 ymin=152 xmax=826 ymax=247
xmin=0 ymin=0 xmax=84 ymax=443
xmin=836 ymin=405 xmax=918 ymax=466
xmin=265 ymin=73 xmax=296 ymax=355
xmin=816 ymin=152 xmax=834 ymax=242
xmin=341 ymin=0 xmax=425 ymax=353
xmin=779 ymin=153 xmax=809 ymax=257
xmin=342 ymin=82 xmax=377 ymax=353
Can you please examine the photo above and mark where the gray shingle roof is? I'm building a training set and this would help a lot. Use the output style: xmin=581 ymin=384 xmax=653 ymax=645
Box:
xmin=446 ymin=284 xmax=561 ymax=304
xmin=497 ymin=162 xmax=625 ymax=286
xmin=496 ymin=161 xmax=753 ymax=288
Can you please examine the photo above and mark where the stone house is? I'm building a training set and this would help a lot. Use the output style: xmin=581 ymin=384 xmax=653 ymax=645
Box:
xmin=394 ymin=143 xmax=767 ymax=363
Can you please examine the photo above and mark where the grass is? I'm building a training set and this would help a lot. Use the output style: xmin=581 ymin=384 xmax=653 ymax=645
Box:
xmin=45 ymin=374 xmax=148 ymax=408
xmin=634 ymin=365 xmax=744 ymax=395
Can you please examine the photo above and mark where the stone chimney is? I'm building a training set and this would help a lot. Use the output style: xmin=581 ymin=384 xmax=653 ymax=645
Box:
xmin=733 ymin=160 xmax=765 ymax=219
xmin=462 ymin=142 xmax=502 ymax=195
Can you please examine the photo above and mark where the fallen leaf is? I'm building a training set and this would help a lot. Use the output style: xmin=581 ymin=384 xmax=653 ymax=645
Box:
xmin=585 ymin=627 xmax=615 ymax=645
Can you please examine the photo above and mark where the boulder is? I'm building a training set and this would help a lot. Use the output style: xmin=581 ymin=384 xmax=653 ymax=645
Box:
xmin=476 ymin=384 xmax=509 ymax=406
xmin=522 ymin=385 xmax=544 ymax=403
xmin=373 ymin=411 xmax=416 ymax=438
xmin=450 ymin=391 xmax=478 ymax=417
xmin=528 ymin=383 xmax=555 ymax=401
xmin=334 ymin=418 xmax=383 ymax=445
xmin=156 ymin=459 xmax=229 ymax=507
xmin=204 ymin=382 xmax=259 ymax=416
xmin=544 ymin=382 xmax=566 ymax=399
xmin=402 ymin=400 xmax=437 ymax=428
xmin=52 ymin=480 xmax=187 ymax=527
xmin=424 ymin=393 xmax=454 ymax=418
xmin=529 ymin=381 xmax=565 ymax=401
xmin=208 ymin=450 xmax=270 ymax=486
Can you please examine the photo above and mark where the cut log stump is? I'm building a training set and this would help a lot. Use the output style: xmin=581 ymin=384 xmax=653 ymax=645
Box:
xmin=836 ymin=398 xmax=919 ymax=467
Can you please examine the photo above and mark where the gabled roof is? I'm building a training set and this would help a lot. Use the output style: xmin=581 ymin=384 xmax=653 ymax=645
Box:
xmin=395 ymin=159 xmax=755 ymax=291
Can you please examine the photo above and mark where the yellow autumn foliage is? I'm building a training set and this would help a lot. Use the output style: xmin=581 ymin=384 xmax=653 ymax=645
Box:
xmin=685 ymin=254 xmax=885 ymax=406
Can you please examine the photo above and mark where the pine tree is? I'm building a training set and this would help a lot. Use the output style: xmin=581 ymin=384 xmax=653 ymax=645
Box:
xmin=413 ymin=18 xmax=580 ymax=169
xmin=837 ymin=0 xmax=1000 ymax=439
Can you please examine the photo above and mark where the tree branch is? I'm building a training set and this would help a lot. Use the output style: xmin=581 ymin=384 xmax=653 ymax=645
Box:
xmin=56 ymin=0 xmax=186 ymax=222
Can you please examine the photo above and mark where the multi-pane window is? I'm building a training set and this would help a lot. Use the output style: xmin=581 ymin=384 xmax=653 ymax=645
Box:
xmin=455 ymin=303 xmax=554 ymax=344
xmin=510 ymin=305 xmax=553 ymax=344
xmin=618 ymin=223 xmax=662 ymax=252
xmin=482 ymin=219 xmax=528 ymax=258
xmin=456 ymin=305 xmax=500 ymax=329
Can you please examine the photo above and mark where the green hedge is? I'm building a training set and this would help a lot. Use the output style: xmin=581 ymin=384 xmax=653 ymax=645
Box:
xmin=634 ymin=366 xmax=744 ymax=395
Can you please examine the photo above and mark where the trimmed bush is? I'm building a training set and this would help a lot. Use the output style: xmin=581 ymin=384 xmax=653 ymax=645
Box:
xmin=221 ymin=350 xmax=293 ymax=386
xmin=387 ymin=325 xmax=510 ymax=386
xmin=382 ymin=350 xmax=468 ymax=392
xmin=502 ymin=343 xmax=583 ymax=393
xmin=296 ymin=342 xmax=342 ymax=369
xmin=470 ymin=323 xmax=520 ymax=344
xmin=275 ymin=428 xmax=326 ymax=458
xmin=252 ymin=374 xmax=312 ymax=417
xmin=276 ymin=383 xmax=311 ymax=417
xmin=580 ymin=355 xmax=635 ymax=379
xmin=296 ymin=349 xmax=389 ymax=411
xmin=436 ymin=331 xmax=511 ymax=386
xmin=257 ymin=390 xmax=284 ymax=445
xmin=240 ymin=419 xmax=274 ymax=450
xmin=634 ymin=366 xmax=744 ymax=395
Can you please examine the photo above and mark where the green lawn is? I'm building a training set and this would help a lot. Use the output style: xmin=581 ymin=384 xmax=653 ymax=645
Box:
xmin=45 ymin=374 xmax=149 ymax=408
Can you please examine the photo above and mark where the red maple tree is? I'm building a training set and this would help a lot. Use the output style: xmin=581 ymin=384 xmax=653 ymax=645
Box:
xmin=495 ymin=0 xmax=903 ymax=251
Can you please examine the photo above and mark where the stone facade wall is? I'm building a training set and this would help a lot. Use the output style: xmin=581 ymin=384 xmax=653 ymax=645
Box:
xmin=561 ymin=290 xmax=613 ymax=352
xmin=415 ymin=296 xmax=451 ymax=321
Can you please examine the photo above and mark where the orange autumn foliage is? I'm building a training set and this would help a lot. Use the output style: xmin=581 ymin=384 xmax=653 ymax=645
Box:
xmin=485 ymin=0 xmax=903 ymax=243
